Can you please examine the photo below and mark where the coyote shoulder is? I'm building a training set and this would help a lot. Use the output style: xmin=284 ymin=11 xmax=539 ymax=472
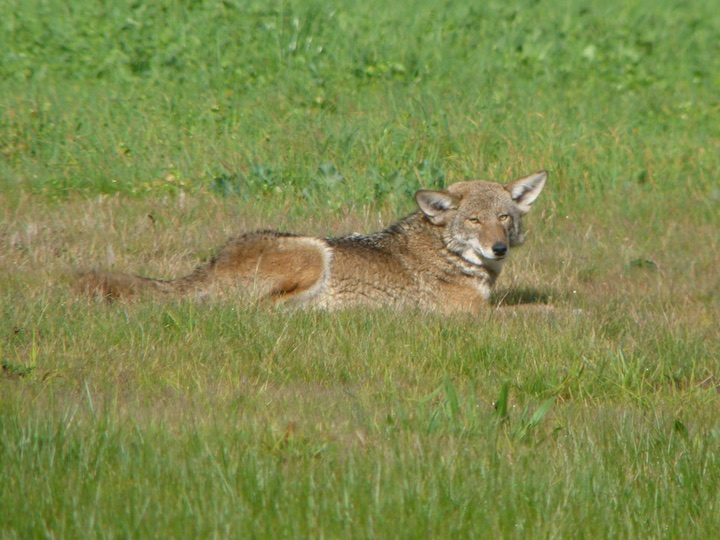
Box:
xmin=78 ymin=171 xmax=547 ymax=313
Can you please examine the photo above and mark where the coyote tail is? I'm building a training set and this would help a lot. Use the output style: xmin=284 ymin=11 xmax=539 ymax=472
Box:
xmin=75 ymin=267 xmax=208 ymax=300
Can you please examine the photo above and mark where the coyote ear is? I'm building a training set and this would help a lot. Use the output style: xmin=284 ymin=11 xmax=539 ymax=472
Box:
xmin=506 ymin=170 xmax=547 ymax=214
xmin=415 ymin=189 xmax=460 ymax=225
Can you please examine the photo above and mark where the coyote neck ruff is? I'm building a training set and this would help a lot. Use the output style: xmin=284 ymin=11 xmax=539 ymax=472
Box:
xmin=78 ymin=171 xmax=547 ymax=314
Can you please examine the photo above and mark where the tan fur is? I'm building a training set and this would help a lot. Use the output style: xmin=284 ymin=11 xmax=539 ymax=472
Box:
xmin=77 ymin=171 xmax=547 ymax=313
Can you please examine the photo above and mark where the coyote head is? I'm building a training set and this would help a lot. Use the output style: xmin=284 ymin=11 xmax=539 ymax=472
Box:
xmin=415 ymin=171 xmax=547 ymax=270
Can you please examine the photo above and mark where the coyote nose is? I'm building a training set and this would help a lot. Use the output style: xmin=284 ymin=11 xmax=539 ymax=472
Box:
xmin=492 ymin=242 xmax=508 ymax=257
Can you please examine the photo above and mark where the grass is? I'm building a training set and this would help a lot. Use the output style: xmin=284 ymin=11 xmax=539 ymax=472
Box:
xmin=2 ymin=0 xmax=720 ymax=537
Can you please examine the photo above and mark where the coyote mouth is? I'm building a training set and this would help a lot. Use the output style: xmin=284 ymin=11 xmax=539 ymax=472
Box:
xmin=461 ymin=246 xmax=505 ymax=266
xmin=482 ymin=253 xmax=505 ymax=262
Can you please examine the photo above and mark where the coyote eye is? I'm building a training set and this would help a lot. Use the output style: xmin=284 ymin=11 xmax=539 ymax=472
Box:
xmin=466 ymin=217 xmax=480 ymax=223
xmin=498 ymin=214 xmax=510 ymax=222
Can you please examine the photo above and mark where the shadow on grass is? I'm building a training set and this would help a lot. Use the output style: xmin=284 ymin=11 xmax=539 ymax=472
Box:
xmin=492 ymin=287 xmax=556 ymax=307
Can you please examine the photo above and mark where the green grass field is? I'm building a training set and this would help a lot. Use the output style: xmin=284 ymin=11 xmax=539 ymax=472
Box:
xmin=2 ymin=0 xmax=720 ymax=537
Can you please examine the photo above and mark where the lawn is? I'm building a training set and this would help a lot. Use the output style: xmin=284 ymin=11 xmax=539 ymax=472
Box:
xmin=2 ymin=0 xmax=719 ymax=537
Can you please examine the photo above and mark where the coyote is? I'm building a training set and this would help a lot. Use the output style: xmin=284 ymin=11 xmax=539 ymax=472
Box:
xmin=78 ymin=171 xmax=547 ymax=313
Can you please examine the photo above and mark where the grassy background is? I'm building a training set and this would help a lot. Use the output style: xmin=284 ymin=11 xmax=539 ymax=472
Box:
xmin=2 ymin=0 xmax=720 ymax=537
